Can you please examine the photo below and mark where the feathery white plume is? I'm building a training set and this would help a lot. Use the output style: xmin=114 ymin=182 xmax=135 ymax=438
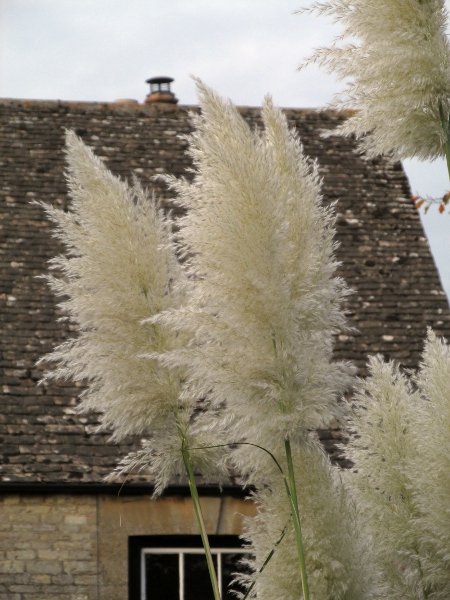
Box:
xmin=240 ymin=440 xmax=377 ymax=600
xmin=38 ymin=130 xmax=227 ymax=493
xmin=301 ymin=0 xmax=450 ymax=160
xmin=157 ymin=80 xmax=354 ymax=479
xmin=345 ymin=357 xmax=425 ymax=599
xmin=346 ymin=335 xmax=450 ymax=598
xmin=412 ymin=330 xmax=450 ymax=598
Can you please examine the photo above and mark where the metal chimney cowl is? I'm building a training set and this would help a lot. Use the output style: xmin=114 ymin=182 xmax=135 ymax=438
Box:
xmin=145 ymin=77 xmax=178 ymax=104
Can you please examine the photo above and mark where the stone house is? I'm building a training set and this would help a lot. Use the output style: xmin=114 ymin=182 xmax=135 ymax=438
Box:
xmin=1 ymin=83 xmax=450 ymax=600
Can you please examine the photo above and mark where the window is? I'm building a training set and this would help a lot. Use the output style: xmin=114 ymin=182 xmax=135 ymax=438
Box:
xmin=129 ymin=535 xmax=252 ymax=600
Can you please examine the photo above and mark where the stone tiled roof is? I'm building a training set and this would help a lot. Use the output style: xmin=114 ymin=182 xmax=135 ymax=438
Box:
xmin=1 ymin=98 xmax=449 ymax=484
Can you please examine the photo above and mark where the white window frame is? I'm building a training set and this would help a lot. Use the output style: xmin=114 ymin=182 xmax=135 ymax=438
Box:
xmin=141 ymin=545 xmax=249 ymax=600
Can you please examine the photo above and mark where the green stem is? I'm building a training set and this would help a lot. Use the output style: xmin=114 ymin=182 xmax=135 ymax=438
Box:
xmin=190 ymin=441 xmax=285 ymax=478
xmin=284 ymin=438 xmax=310 ymax=600
xmin=438 ymin=101 xmax=450 ymax=183
xmin=178 ymin=425 xmax=221 ymax=600
xmin=444 ymin=142 xmax=450 ymax=183
xmin=189 ymin=438 xmax=309 ymax=599
xmin=272 ymin=333 xmax=309 ymax=599
xmin=242 ymin=524 xmax=287 ymax=600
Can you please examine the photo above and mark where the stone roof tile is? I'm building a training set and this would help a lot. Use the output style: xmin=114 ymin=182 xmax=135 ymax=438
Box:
xmin=1 ymin=98 xmax=449 ymax=483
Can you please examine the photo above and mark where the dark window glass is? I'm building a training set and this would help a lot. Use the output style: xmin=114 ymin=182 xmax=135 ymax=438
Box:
xmin=129 ymin=535 xmax=253 ymax=600
xmin=184 ymin=554 xmax=217 ymax=600
xmin=145 ymin=554 xmax=179 ymax=600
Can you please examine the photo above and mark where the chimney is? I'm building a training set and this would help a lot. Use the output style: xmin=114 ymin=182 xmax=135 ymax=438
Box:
xmin=145 ymin=76 xmax=178 ymax=105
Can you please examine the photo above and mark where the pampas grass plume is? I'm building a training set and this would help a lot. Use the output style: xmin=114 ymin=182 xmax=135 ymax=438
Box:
xmin=38 ymin=130 xmax=227 ymax=492
xmin=300 ymin=0 xmax=450 ymax=160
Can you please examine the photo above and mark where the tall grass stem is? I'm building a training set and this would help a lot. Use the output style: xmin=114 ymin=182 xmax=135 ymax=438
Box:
xmin=284 ymin=438 xmax=310 ymax=600
xmin=179 ymin=427 xmax=221 ymax=600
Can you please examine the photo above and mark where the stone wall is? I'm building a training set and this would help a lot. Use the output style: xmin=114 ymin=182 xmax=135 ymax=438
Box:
xmin=0 ymin=494 xmax=98 ymax=600
xmin=0 ymin=493 xmax=254 ymax=600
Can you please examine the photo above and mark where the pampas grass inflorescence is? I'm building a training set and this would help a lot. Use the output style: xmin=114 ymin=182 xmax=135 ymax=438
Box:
xmin=300 ymin=0 xmax=450 ymax=161
xmin=412 ymin=331 xmax=450 ymax=599
xmin=345 ymin=357 xmax=424 ymax=599
xmin=345 ymin=331 xmax=450 ymax=599
xmin=38 ymin=130 xmax=227 ymax=496
xmin=241 ymin=438 xmax=377 ymax=600
xmin=158 ymin=80 xmax=354 ymax=468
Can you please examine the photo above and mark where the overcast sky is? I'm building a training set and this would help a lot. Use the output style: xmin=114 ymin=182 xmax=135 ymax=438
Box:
xmin=1 ymin=0 xmax=449 ymax=298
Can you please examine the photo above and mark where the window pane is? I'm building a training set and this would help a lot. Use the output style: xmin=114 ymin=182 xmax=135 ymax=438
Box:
xmin=146 ymin=554 xmax=179 ymax=600
xmin=184 ymin=554 xmax=218 ymax=600
xmin=222 ymin=553 xmax=253 ymax=600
